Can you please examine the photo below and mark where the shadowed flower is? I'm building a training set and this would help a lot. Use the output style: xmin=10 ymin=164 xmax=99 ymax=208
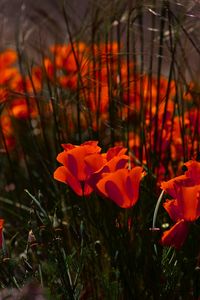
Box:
xmin=161 ymin=160 xmax=200 ymax=197
xmin=161 ymin=160 xmax=200 ymax=249
xmin=54 ymin=141 xmax=101 ymax=196
xmin=0 ymin=49 xmax=16 ymax=68
xmin=161 ymin=219 xmax=189 ymax=250
xmin=96 ymin=167 xmax=143 ymax=208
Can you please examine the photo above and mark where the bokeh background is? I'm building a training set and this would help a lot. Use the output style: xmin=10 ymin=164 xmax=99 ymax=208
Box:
xmin=1 ymin=0 xmax=200 ymax=78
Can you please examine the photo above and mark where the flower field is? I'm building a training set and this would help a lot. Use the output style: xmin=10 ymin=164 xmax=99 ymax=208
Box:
xmin=0 ymin=1 xmax=200 ymax=299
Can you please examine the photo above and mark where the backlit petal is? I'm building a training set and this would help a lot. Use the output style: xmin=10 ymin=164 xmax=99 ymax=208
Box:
xmin=178 ymin=185 xmax=200 ymax=222
xmin=53 ymin=166 xmax=83 ymax=196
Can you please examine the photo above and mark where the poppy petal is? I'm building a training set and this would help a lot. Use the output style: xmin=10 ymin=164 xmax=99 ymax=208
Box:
xmin=185 ymin=160 xmax=200 ymax=184
xmin=125 ymin=167 xmax=143 ymax=206
xmin=84 ymin=153 xmax=105 ymax=175
xmin=106 ymin=146 xmax=127 ymax=161
xmin=161 ymin=219 xmax=189 ymax=249
xmin=54 ymin=166 xmax=83 ymax=196
xmin=163 ymin=199 xmax=183 ymax=222
xmin=178 ymin=185 xmax=200 ymax=222
xmin=56 ymin=151 xmax=68 ymax=166
xmin=105 ymin=180 xmax=125 ymax=207
xmin=161 ymin=175 xmax=189 ymax=198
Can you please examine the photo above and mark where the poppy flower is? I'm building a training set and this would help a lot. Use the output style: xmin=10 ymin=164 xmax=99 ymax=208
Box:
xmin=86 ymin=84 xmax=109 ymax=114
xmin=54 ymin=141 xmax=101 ymax=196
xmin=161 ymin=160 xmax=200 ymax=197
xmin=184 ymin=160 xmax=200 ymax=184
xmin=161 ymin=161 xmax=200 ymax=249
xmin=161 ymin=185 xmax=200 ymax=249
xmin=96 ymin=166 xmax=143 ymax=208
xmin=9 ymin=98 xmax=38 ymax=119
xmin=0 ymin=50 xmax=16 ymax=68
xmin=0 ymin=67 xmax=19 ymax=85
xmin=45 ymin=42 xmax=89 ymax=89
xmin=58 ymin=74 xmax=78 ymax=90
xmin=50 ymin=42 xmax=88 ymax=72
xmin=85 ymin=146 xmax=128 ymax=190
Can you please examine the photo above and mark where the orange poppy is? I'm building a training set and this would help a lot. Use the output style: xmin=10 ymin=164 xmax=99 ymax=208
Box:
xmin=161 ymin=185 xmax=200 ymax=249
xmin=46 ymin=42 xmax=89 ymax=89
xmin=85 ymin=146 xmax=128 ymax=190
xmin=161 ymin=160 xmax=200 ymax=197
xmin=0 ymin=67 xmax=18 ymax=85
xmin=54 ymin=141 xmax=101 ymax=196
xmin=161 ymin=161 xmax=200 ymax=249
xmin=0 ymin=49 xmax=16 ymax=68
xmin=96 ymin=166 xmax=143 ymax=208
xmin=50 ymin=42 xmax=88 ymax=72
xmin=10 ymin=98 xmax=38 ymax=119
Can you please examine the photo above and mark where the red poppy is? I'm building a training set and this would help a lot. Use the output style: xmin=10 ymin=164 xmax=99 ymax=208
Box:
xmin=0 ymin=50 xmax=16 ymax=68
xmin=184 ymin=160 xmax=200 ymax=184
xmin=96 ymin=167 xmax=143 ymax=208
xmin=161 ymin=161 xmax=200 ymax=249
xmin=161 ymin=219 xmax=189 ymax=249
xmin=9 ymin=98 xmax=38 ymax=119
xmin=161 ymin=160 xmax=200 ymax=197
xmin=85 ymin=146 xmax=128 ymax=190
xmin=45 ymin=42 xmax=89 ymax=89
xmin=54 ymin=141 xmax=101 ymax=196
xmin=50 ymin=42 xmax=88 ymax=73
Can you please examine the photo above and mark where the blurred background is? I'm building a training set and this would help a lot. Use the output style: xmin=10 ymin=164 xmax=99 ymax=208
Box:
xmin=0 ymin=0 xmax=200 ymax=78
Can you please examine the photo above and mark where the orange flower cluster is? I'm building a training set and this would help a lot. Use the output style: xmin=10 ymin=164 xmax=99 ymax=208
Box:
xmin=44 ymin=43 xmax=89 ymax=90
xmin=54 ymin=141 xmax=144 ymax=208
xmin=0 ymin=49 xmax=42 ymax=151
xmin=0 ymin=43 xmax=199 ymax=182
xmin=44 ymin=42 xmax=176 ymax=120
xmin=161 ymin=160 xmax=200 ymax=249
xmin=44 ymin=42 xmax=121 ymax=131
xmin=43 ymin=41 xmax=200 ymax=176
